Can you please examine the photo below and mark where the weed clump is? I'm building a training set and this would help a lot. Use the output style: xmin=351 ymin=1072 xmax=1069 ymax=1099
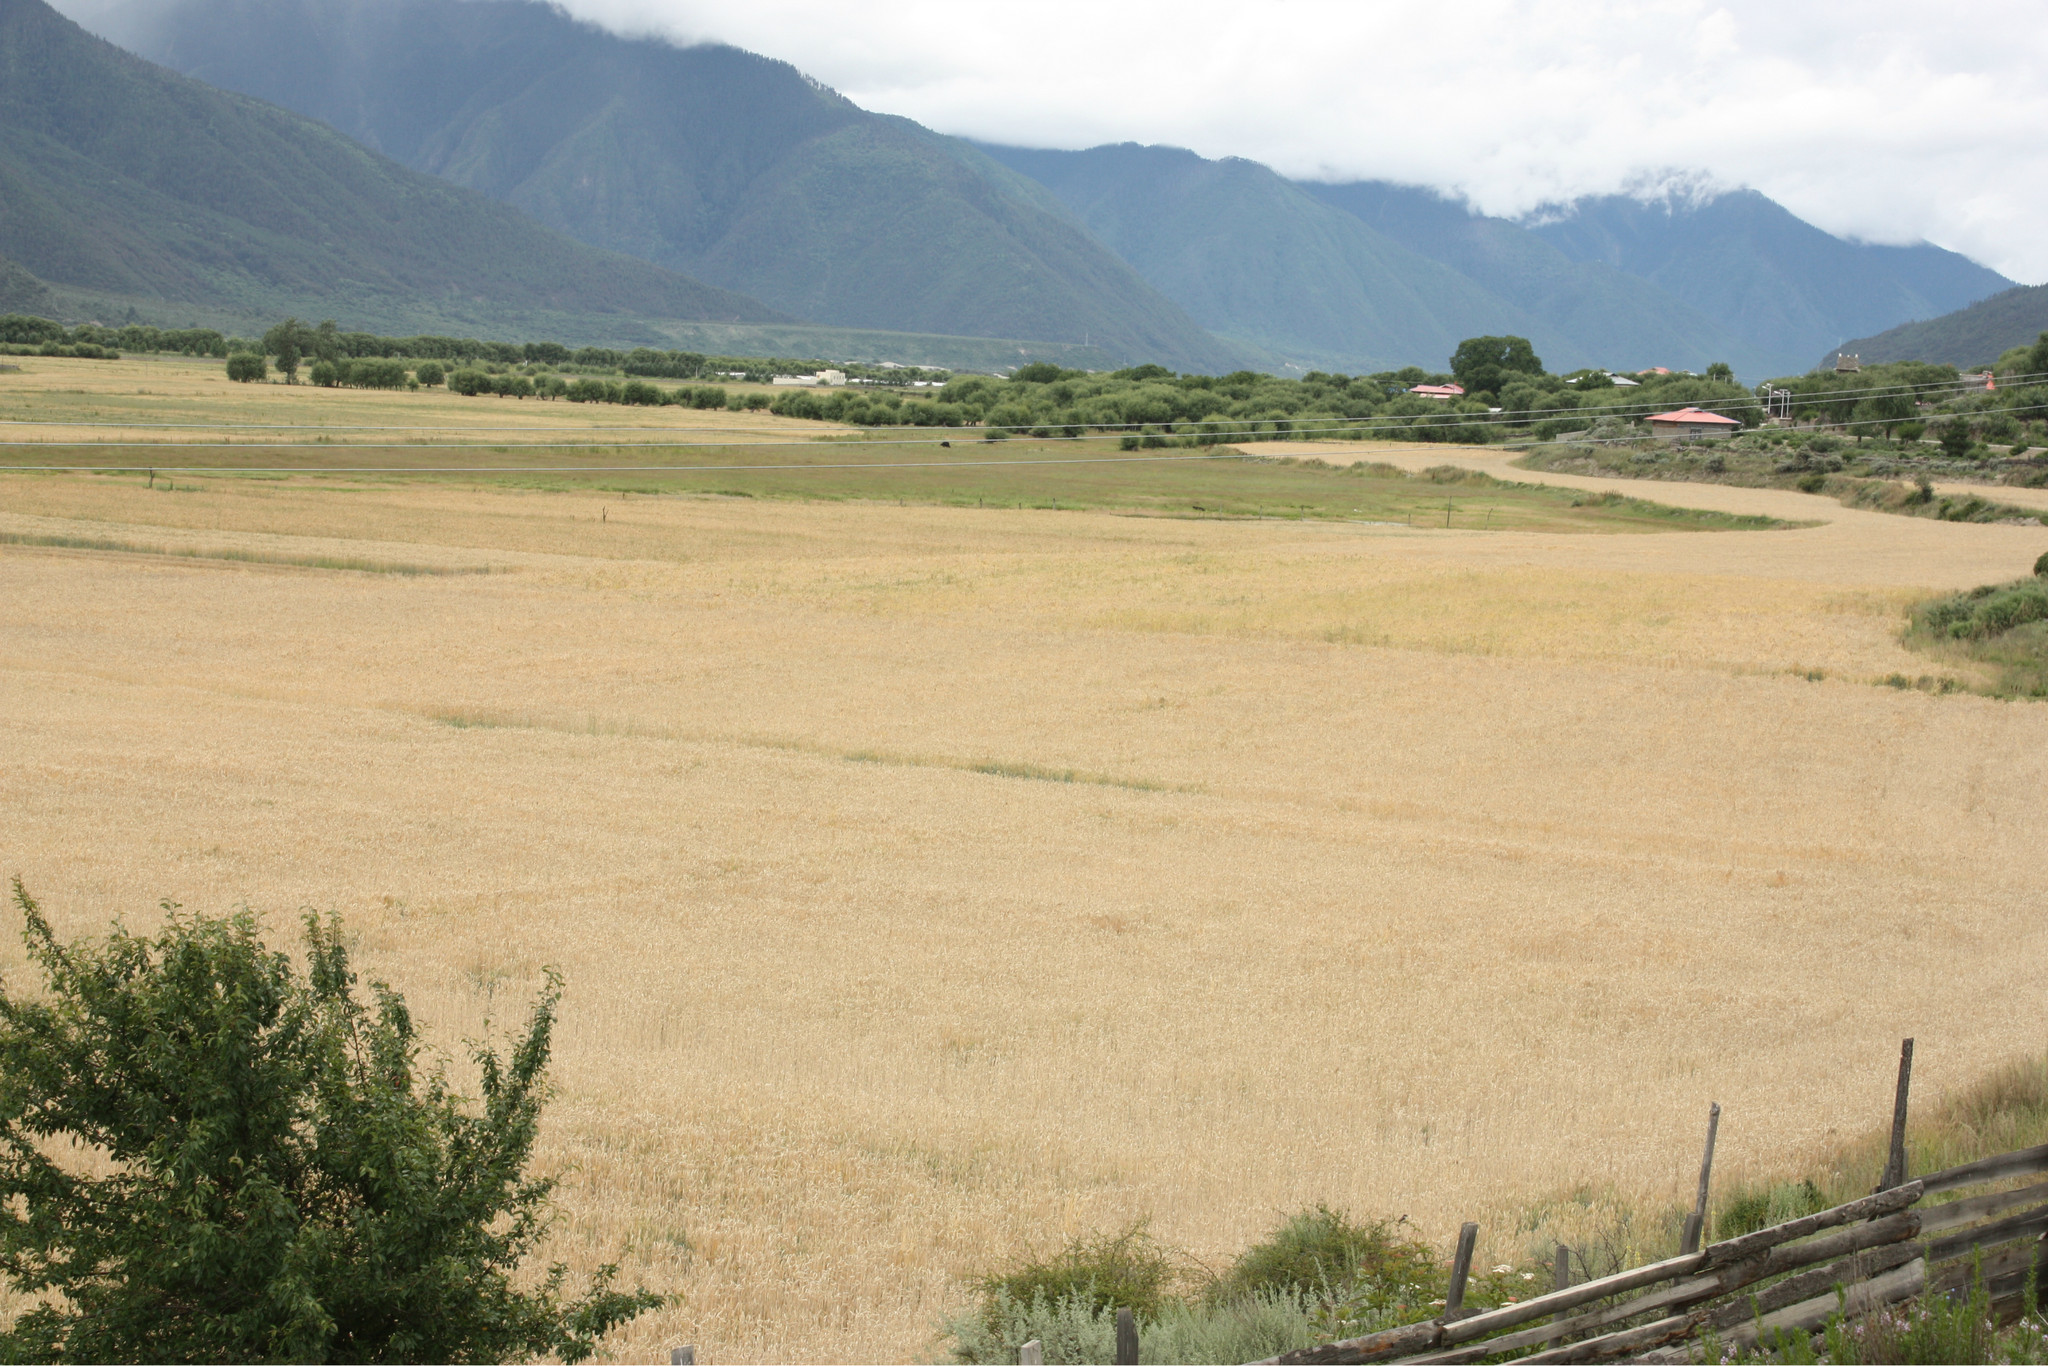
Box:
xmin=973 ymin=1224 xmax=1184 ymax=1325
xmin=1215 ymin=1206 xmax=1440 ymax=1308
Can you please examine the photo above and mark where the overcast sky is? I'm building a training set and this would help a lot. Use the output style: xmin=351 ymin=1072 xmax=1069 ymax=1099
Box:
xmin=55 ymin=0 xmax=2048 ymax=283
xmin=535 ymin=0 xmax=2047 ymax=284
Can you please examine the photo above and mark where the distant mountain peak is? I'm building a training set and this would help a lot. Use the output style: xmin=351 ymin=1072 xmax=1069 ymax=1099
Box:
xmin=1616 ymin=168 xmax=1737 ymax=213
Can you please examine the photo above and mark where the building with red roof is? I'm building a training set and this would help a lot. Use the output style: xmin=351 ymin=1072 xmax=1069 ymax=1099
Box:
xmin=1407 ymin=383 xmax=1465 ymax=399
xmin=1646 ymin=407 xmax=1741 ymax=439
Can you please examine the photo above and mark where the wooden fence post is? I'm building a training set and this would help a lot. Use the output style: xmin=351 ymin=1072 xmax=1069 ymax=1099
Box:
xmin=1018 ymin=1338 xmax=1043 ymax=1365
xmin=1554 ymin=1243 xmax=1571 ymax=1292
xmin=1682 ymin=1102 xmax=1721 ymax=1254
xmin=1114 ymin=1305 xmax=1138 ymax=1365
xmin=1880 ymin=1039 xmax=1915 ymax=1191
xmin=669 ymin=1348 xmax=695 ymax=1365
xmin=1445 ymin=1221 xmax=1479 ymax=1317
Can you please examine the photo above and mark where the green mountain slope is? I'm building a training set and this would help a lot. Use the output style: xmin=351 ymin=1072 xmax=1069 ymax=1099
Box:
xmin=0 ymin=0 xmax=785 ymax=339
xmin=1525 ymin=190 xmax=2011 ymax=371
xmin=0 ymin=250 xmax=51 ymax=313
xmin=1298 ymin=180 xmax=1772 ymax=375
xmin=113 ymin=0 xmax=1242 ymax=371
xmin=1828 ymin=285 xmax=2048 ymax=370
xmin=976 ymin=142 xmax=1548 ymax=373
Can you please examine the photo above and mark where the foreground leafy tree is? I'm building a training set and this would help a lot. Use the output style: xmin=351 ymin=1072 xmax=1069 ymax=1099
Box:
xmin=0 ymin=882 xmax=660 ymax=1363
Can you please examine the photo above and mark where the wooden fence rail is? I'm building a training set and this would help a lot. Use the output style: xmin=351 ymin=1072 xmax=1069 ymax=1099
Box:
xmin=1247 ymin=1040 xmax=2048 ymax=1366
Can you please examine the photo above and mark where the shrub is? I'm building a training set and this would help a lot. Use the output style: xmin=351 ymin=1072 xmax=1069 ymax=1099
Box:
xmin=415 ymin=360 xmax=446 ymax=387
xmin=308 ymin=358 xmax=341 ymax=387
xmin=565 ymin=378 xmax=613 ymax=403
xmin=0 ymin=882 xmax=661 ymax=1362
xmin=1914 ymin=579 xmax=2048 ymax=640
xmin=944 ymin=1286 xmax=1320 ymax=1365
xmin=770 ymin=391 xmax=822 ymax=419
xmin=348 ymin=358 xmax=408 ymax=390
xmin=2037 ymin=550 xmax=2048 ymax=578
xmin=976 ymin=1225 xmax=1184 ymax=1326
xmin=619 ymin=380 xmax=663 ymax=406
xmin=225 ymin=352 xmax=267 ymax=383
xmin=1938 ymin=416 xmax=1974 ymax=460
xmin=1218 ymin=1207 xmax=1441 ymax=1306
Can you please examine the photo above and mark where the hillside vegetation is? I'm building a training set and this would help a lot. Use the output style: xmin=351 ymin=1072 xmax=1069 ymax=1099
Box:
xmin=112 ymin=0 xmax=1240 ymax=372
xmin=1832 ymin=283 xmax=2048 ymax=370
xmin=0 ymin=0 xmax=778 ymax=341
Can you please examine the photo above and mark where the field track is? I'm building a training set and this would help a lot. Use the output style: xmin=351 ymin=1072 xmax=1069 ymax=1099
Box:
xmin=3 ymin=437 xmax=2048 ymax=1360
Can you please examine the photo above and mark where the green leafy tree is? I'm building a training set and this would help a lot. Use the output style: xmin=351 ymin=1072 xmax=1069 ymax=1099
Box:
xmin=0 ymin=882 xmax=661 ymax=1364
xmin=2025 ymin=330 xmax=2048 ymax=379
xmin=414 ymin=361 xmax=445 ymax=387
xmin=312 ymin=319 xmax=342 ymax=365
xmin=261 ymin=318 xmax=313 ymax=384
xmin=1449 ymin=336 xmax=1543 ymax=399
xmin=1704 ymin=362 xmax=1735 ymax=383
xmin=1853 ymin=392 xmax=1915 ymax=440
xmin=225 ymin=352 xmax=267 ymax=383
xmin=1938 ymin=415 xmax=1975 ymax=460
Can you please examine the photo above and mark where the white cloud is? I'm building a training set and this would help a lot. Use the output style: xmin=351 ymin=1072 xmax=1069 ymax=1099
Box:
xmin=538 ymin=0 xmax=2048 ymax=282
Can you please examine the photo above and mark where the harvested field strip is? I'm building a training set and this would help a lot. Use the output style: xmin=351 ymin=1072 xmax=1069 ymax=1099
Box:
xmin=426 ymin=706 xmax=1194 ymax=794
xmin=0 ymin=529 xmax=489 ymax=576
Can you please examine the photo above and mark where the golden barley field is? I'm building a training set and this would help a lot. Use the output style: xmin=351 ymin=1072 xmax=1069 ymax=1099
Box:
xmin=4 ymin=377 xmax=2048 ymax=1360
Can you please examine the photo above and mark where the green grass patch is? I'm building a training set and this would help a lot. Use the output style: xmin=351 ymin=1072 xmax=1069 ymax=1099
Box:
xmin=1900 ymin=573 xmax=2048 ymax=698
xmin=0 ymin=530 xmax=486 ymax=576
xmin=5 ymin=438 xmax=1794 ymax=534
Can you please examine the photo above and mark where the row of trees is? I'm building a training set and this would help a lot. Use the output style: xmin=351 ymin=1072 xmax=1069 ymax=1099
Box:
xmin=243 ymin=317 xmax=949 ymax=386
xmin=213 ymin=318 xmax=2039 ymax=452
xmin=0 ymin=314 xmax=226 ymax=356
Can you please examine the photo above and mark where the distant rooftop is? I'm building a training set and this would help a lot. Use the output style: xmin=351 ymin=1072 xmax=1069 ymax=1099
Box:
xmin=1647 ymin=406 xmax=1739 ymax=426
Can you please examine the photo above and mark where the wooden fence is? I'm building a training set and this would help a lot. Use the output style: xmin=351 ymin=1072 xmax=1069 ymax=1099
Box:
xmin=1252 ymin=1039 xmax=2048 ymax=1365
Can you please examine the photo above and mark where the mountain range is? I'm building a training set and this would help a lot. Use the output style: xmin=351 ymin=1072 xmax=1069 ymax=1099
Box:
xmin=22 ymin=0 xmax=2027 ymax=375
xmin=0 ymin=0 xmax=785 ymax=344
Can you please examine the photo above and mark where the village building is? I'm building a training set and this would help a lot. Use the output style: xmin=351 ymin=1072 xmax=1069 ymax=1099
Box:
xmin=1407 ymin=382 xmax=1465 ymax=399
xmin=1646 ymin=406 xmax=1741 ymax=439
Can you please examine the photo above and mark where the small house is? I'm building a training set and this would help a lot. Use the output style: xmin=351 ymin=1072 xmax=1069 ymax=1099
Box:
xmin=1646 ymin=407 xmax=1741 ymax=439
xmin=1407 ymin=383 xmax=1465 ymax=400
